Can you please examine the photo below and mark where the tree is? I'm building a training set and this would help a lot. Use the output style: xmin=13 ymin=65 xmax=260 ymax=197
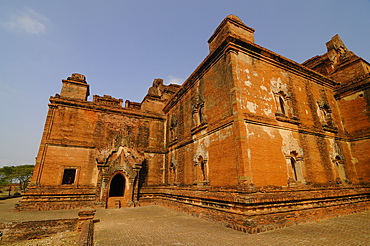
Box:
xmin=14 ymin=165 xmax=35 ymax=191
xmin=0 ymin=166 xmax=15 ymax=196
xmin=0 ymin=165 xmax=34 ymax=196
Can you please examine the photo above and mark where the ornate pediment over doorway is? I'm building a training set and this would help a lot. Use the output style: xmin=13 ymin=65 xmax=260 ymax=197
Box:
xmin=95 ymin=146 xmax=145 ymax=208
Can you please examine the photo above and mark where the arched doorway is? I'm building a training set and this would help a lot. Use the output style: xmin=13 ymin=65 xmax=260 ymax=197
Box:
xmin=109 ymin=174 xmax=125 ymax=197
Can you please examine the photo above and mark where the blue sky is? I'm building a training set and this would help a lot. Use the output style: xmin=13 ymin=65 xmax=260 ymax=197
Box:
xmin=0 ymin=0 xmax=369 ymax=167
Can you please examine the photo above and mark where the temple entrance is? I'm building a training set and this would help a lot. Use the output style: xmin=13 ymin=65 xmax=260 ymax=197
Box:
xmin=109 ymin=174 xmax=125 ymax=197
xmin=107 ymin=173 xmax=126 ymax=208
xmin=99 ymin=146 xmax=145 ymax=208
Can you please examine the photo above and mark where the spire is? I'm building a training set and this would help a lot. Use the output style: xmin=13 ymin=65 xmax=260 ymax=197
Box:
xmin=326 ymin=34 xmax=348 ymax=53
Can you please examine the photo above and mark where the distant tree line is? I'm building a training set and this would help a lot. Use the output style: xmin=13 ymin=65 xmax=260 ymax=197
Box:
xmin=0 ymin=165 xmax=34 ymax=196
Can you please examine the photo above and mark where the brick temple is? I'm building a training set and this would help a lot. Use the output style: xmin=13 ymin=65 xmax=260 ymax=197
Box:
xmin=18 ymin=15 xmax=370 ymax=233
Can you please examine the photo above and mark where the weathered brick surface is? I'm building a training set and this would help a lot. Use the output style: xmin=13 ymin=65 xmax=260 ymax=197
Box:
xmin=0 ymin=219 xmax=78 ymax=242
xmin=18 ymin=15 xmax=370 ymax=232
xmin=139 ymin=186 xmax=370 ymax=233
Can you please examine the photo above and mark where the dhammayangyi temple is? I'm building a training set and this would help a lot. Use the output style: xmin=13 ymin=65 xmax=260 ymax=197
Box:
xmin=18 ymin=15 xmax=370 ymax=233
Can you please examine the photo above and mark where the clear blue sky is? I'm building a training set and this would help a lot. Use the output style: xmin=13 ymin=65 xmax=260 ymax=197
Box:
xmin=0 ymin=0 xmax=369 ymax=167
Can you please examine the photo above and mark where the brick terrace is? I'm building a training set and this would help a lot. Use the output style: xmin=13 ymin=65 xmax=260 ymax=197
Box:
xmin=1 ymin=198 xmax=369 ymax=245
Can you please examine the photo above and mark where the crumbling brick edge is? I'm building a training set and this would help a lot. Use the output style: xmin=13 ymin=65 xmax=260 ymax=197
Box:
xmin=0 ymin=209 xmax=99 ymax=244
xmin=78 ymin=220 xmax=94 ymax=246
xmin=0 ymin=218 xmax=78 ymax=242
xmin=139 ymin=187 xmax=370 ymax=234
xmin=77 ymin=209 xmax=98 ymax=246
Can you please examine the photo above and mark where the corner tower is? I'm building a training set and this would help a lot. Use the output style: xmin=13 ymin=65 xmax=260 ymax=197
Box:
xmin=60 ymin=73 xmax=90 ymax=100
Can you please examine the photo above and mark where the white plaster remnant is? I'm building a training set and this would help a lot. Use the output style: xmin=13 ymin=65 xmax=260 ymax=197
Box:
xmin=192 ymin=133 xmax=211 ymax=149
xmin=204 ymin=135 xmax=210 ymax=147
xmin=213 ymin=126 xmax=232 ymax=142
xmin=200 ymin=129 xmax=207 ymax=136
xmin=242 ymin=69 xmax=251 ymax=80
xmin=270 ymin=77 xmax=289 ymax=95
xmin=316 ymin=106 xmax=323 ymax=124
xmin=270 ymin=77 xmax=283 ymax=87
xmin=244 ymin=80 xmax=252 ymax=87
xmin=327 ymin=138 xmax=342 ymax=160
xmin=240 ymin=54 xmax=253 ymax=64
xmin=246 ymin=101 xmax=258 ymax=113
xmin=279 ymin=129 xmax=303 ymax=156
xmin=305 ymin=110 xmax=309 ymax=115
xmin=253 ymin=71 xmax=258 ymax=76
xmin=260 ymin=85 xmax=267 ymax=91
xmin=328 ymin=138 xmax=335 ymax=148
xmin=209 ymin=126 xmax=232 ymax=144
xmin=263 ymin=126 xmax=275 ymax=138
xmin=245 ymin=124 xmax=255 ymax=139
xmin=194 ymin=140 xmax=209 ymax=162
xmin=263 ymin=108 xmax=273 ymax=116
xmin=345 ymin=142 xmax=358 ymax=165
xmin=235 ymin=98 xmax=243 ymax=103
xmin=261 ymin=96 xmax=273 ymax=102
xmin=343 ymin=91 xmax=364 ymax=101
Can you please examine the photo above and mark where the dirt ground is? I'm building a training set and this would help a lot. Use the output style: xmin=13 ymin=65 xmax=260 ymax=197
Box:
xmin=0 ymin=231 xmax=79 ymax=246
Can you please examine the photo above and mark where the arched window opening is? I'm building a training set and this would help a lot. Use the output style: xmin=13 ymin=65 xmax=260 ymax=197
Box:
xmin=169 ymin=115 xmax=178 ymax=142
xmin=317 ymin=101 xmax=336 ymax=131
xmin=109 ymin=174 xmax=125 ymax=197
xmin=198 ymin=156 xmax=206 ymax=181
xmin=198 ymin=106 xmax=204 ymax=124
xmin=169 ymin=162 xmax=177 ymax=185
xmin=322 ymin=105 xmax=331 ymax=124
xmin=334 ymin=156 xmax=348 ymax=183
xmin=192 ymin=102 xmax=206 ymax=129
xmin=290 ymin=157 xmax=298 ymax=181
xmin=279 ymin=96 xmax=286 ymax=116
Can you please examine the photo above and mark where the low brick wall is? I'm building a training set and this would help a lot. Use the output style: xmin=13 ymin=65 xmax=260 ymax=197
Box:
xmin=77 ymin=209 xmax=96 ymax=246
xmin=0 ymin=218 xmax=78 ymax=242
xmin=16 ymin=187 xmax=104 ymax=211
xmin=78 ymin=220 xmax=94 ymax=246
xmin=140 ymin=186 xmax=370 ymax=233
